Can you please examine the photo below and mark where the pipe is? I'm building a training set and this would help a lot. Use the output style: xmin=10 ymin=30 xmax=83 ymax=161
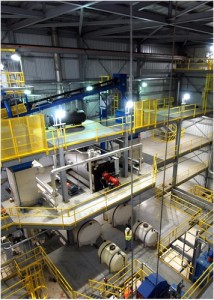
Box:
xmin=51 ymin=143 xmax=143 ymax=197
xmin=36 ymin=177 xmax=55 ymax=195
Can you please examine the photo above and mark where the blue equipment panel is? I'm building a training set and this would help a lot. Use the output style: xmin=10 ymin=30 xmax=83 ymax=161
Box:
xmin=194 ymin=251 xmax=213 ymax=283
xmin=136 ymin=273 xmax=169 ymax=298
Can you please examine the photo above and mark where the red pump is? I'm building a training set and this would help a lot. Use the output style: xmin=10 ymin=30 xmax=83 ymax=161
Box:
xmin=102 ymin=172 xmax=120 ymax=188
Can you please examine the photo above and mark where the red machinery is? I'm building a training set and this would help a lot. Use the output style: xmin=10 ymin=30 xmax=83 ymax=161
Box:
xmin=101 ymin=172 xmax=120 ymax=188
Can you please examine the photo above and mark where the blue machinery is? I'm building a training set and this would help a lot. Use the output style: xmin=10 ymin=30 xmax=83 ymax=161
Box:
xmin=1 ymin=73 xmax=127 ymax=118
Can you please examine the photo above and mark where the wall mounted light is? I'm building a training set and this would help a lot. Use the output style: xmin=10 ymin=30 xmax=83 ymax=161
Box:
xmin=142 ymin=82 xmax=147 ymax=88
xmin=11 ymin=53 xmax=21 ymax=61
xmin=183 ymin=93 xmax=190 ymax=101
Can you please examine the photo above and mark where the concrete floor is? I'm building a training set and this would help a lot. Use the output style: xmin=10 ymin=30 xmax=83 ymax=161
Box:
xmin=141 ymin=133 xmax=211 ymax=161
xmin=48 ymin=196 xmax=194 ymax=297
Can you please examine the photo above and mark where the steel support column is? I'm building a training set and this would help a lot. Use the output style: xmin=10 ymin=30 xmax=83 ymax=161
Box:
xmin=121 ymin=132 xmax=129 ymax=178
xmin=51 ymin=27 xmax=63 ymax=94
xmin=176 ymin=75 xmax=182 ymax=105
xmin=59 ymin=146 xmax=69 ymax=202
xmin=172 ymin=120 xmax=182 ymax=187
xmin=67 ymin=229 xmax=74 ymax=245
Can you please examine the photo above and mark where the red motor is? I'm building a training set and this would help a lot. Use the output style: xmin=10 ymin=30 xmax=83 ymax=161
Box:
xmin=102 ymin=172 xmax=120 ymax=188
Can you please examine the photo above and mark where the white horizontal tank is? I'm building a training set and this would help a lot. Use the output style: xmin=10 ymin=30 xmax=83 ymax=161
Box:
xmin=103 ymin=203 xmax=131 ymax=227
xmin=73 ymin=219 xmax=102 ymax=247
xmin=133 ymin=220 xmax=158 ymax=247
xmin=98 ymin=240 xmax=127 ymax=273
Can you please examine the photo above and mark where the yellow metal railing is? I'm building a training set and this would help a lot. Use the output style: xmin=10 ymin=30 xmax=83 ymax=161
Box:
xmin=174 ymin=58 xmax=213 ymax=70
xmin=1 ymin=171 xmax=155 ymax=230
xmin=158 ymin=195 xmax=202 ymax=280
xmin=1 ymin=277 xmax=29 ymax=299
xmin=1 ymin=102 xmax=212 ymax=163
xmin=189 ymin=185 xmax=213 ymax=203
xmin=1 ymin=103 xmax=27 ymax=119
xmin=152 ymin=125 xmax=185 ymax=142
xmin=182 ymin=263 xmax=213 ymax=299
xmin=157 ymin=96 xmax=174 ymax=108
xmin=1 ymin=71 xmax=25 ymax=87
xmin=198 ymin=210 xmax=213 ymax=245
xmin=155 ymin=161 xmax=209 ymax=197
xmin=153 ymin=135 xmax=212 ymax=162
xmin=88 ymin=259 xmax=153 ymax=298
xmin=1 ymin=246 xmax=91 ymax=299
xmin=39 ymin=246 xmax=91 ymax=299
xmin=202 ymin=74 xmax=213 ymax=114
xmin=1 ymin=114 xmax=48 ymax=162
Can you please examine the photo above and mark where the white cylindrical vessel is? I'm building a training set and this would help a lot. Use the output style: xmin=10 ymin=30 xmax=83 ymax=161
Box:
xmin=98 ymin=240 xmax=127 ymax=273
xmin=73 ymin=219 xmax=102 ymax=247
xmin=103 ymin=204 xmax=131 ymax=227
xmin=133 ymin=221 xmax=158 ymax=247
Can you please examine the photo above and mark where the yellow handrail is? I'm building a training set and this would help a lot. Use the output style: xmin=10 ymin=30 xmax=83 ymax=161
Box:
xmin=182 ymin=263 xmax=213 ymax=299
xmin=1 ymin=171 xmax=155 ymax=230
xmin=174 ymin=58 xmax=213 ymax=70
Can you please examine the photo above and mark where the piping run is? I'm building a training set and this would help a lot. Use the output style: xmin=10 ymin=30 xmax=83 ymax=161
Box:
xmin=50 ymin=143 xmax=143 ymax=207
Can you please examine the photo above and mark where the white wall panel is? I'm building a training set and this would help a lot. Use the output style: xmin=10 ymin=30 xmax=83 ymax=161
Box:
xmin=141 ymin=45 xmax=176 ymax=55
xmin=23 ymin=57 xmax=55 ymax=81
xmin=142 ymin=62 xmax=172 ymax=72
xmin=85 ymin=40 xmax=128 ymax=51
xmin=61 ymin=58 xmax=80 ymax=79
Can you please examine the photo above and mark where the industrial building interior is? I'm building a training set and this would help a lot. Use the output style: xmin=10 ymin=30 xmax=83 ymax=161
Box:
xmin=1 ymin=0 xmax=213 ymax=299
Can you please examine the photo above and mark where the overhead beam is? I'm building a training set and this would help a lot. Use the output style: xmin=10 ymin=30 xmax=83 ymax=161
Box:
xmin=89 ymin=3 xmax=167 ymax=24
xmin=31 ymin=19 xmax=141 ymax=28
xmin=84 ymin=22 xmax=161 ymax=38
xmin=79 ymin=8 xmax=84 ymax=36
xmin=10 ymin=2 xmax=97 ymax=31
xmin=175 ymin=23 xmax=213 ymax=35
xmin=97 ymin=34 xmax=211 ymax=41
xmin=1 ymin=5 xmax=44 ymax=17
xmin=1 ymin=43 xmax=186 ymax=61
xmin=173 ymin=10 xmax=213 ymax=24
xmin=171 ymin=1 xmax=211 ymax=19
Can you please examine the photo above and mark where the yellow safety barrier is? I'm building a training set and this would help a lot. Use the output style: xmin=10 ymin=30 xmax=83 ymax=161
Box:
xmin=1 ymin=71 xmax=25 ymax=87
xmin=1 ymin=246 xmax=91 ymax=299
xmin=155 ymin=161 xmax=209 ymax=197
xmin=152 ymin=124 xmax=185 ymax=142
xmin=174 ymin=58 xmax=213 ymax=70
xmin=157 ymin=96 xmax=174 ymax=108
xmin=1 ymin=114 xmax=48 ymax=162
xmin=88 ymin=259 xmax=153 ymax=298
xmin=153 ymin=135 xmax=212 ymax=162
xmin=1 ymin=102 xmax=212 ymax=163
xmin=182 ymin=263 xmax=213 ymax=299
xmin=1 ymin=171 xmax=156 ymax=230
xmin=158 ymin=195 xmax=202 ymax=279
xmin=198 ymin=210 xmax=213 ymax=245
xmin=1 ymin=103 xmax=27 ymax=119
xmin=189 ymin=185 xmax=213 ymax=203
